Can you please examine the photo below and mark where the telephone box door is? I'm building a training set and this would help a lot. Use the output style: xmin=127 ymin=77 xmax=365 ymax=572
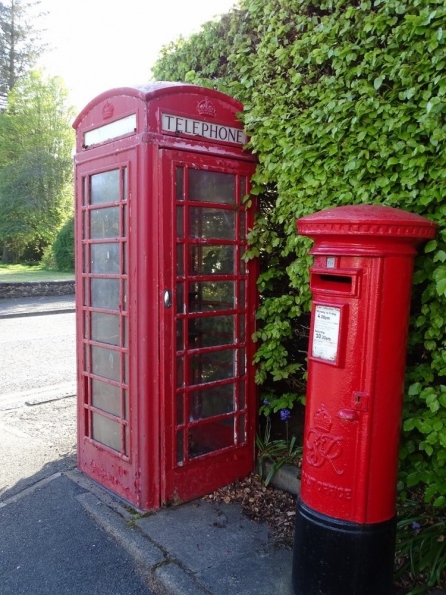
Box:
xmin=160 ymin=149 xmax=257 ymax=504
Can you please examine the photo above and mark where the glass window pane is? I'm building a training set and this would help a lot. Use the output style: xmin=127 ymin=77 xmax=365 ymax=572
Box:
xmin=176 ymin=429 xmax=184 ymax=465
xmin=84 ymin=343 xmax=89 ymax=373
xmin=92 ymin=412 xmax=121 ymax=452
xmin=122 ymin=204 xmax=128 ymax=236
xmin=177 ymin=392 xmax=184 ymax=425
xmin=83 ymin=313 xmax=89 ymax=340
xmin=91 ymin=207 xmax=119 ymax=238
xmin=124 ymin=389 xmax=129 ymax=420
xmin=189 ymin=418 xmax=234 ymax=458
xmin=177 ymin=319 xmax=184 ymax=351
xmin=122 ymin=279 xmax=128 ymax=310
xmin=188 ymin=315 xmax=235 ymax=349
xmin=176 ymin=283 xmax=184 ymax=314
xmin=240 ymin=250 xmax=247 ymax=275
xmin=92 ymin=345 xmax=120 ymax=381
xmin=240 ymin=210 xmax=246 ymax=240
xmin=92 ymin=378 xmax=121 ymax=416
xmin=239 ymin=314 xmax=246 ymax=342
xmin=122 ymin=242 xmax=127 ymax=275
xmin=189 ymin=282 xmax=235 ymax=312
xmin=177 ymin=356 xmax=184 ymax=388
xmin=123 ymin=168 xmax=128 ymax=201
xmin=176 ymin=244 xmax=184 ymax=276
xmin=124 ymin=425 xmax=129 ymax=457
xmin=91 ymin=278 xmax=120 ymax=310
xmin=91 ymin=312 xmax=120 ymax=346
xmin=91 ymin=243 xmax=119 ymax=274
xmin=91 ymin=170 xmax=120 ymax=205
xmin=239 ymin=176 xmax=247 ymax=203
xmin=237 ymin=414 xmax=246 ymax=445
xmin=239 ymin=382 xmax=246 ymax=409
xmin=188 ymin=208 xmax=235 ymax=240
xmin=238 ymin=281 xmax=246 ymax=308
xmin=188 ymin=384 xmax=236 ymax=421
xmin=82 ymin=176 xmax=87 ymax=206
xmin=123 ymin=316 xmax=128 ymax=348
xmin=238 ymin=348 xmax=246 ymax=377
xmin=124 ymin=353 xmax=128 ymax=384
xmin=189 ymin=349 xmax=235 ymax=385
xmin=177 ymin=207 xmax=184 ymax=238
xmin=83 ymin=244 xmax=89 ymax=274
xmin=189 ymin=170 xmax=235 ymax=205
xmin=176 ymin=167 xmax=184 ymax=201
xmin=83 ymin=211 xmax=88 ymax=239
xmin=189 ymin=245 xmax=235 ymax=275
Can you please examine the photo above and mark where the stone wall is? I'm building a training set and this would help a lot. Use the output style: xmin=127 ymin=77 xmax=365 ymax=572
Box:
xmin=0 ymin=280 xmax=75 ymax=299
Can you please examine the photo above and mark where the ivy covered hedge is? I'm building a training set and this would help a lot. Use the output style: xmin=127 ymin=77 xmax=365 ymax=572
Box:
xmin=153 ymin=0 xmax=446 ymax=505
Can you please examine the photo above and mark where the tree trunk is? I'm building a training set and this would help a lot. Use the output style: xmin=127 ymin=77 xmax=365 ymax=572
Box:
xmin=2 ymin=242 xmax=14 ymax=263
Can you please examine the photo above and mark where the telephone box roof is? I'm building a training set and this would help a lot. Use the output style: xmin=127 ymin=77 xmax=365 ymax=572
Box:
xmin=73 ymin=82 xmax=243 ymax=130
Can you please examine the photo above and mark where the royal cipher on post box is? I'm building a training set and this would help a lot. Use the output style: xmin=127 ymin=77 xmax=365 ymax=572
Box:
xmin=72 ymin=83 xmax=258 ymax=510
xmin=292 ymin=205 xmax=437 ymax=595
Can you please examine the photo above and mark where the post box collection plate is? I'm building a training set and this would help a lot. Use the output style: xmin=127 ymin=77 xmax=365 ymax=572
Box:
xmin=311 ymin=305 xmax=341 ymax=362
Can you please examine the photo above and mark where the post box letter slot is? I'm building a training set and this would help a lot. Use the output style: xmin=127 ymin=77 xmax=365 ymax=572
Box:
xmin=311 ymin=273 xmax=353 ymax=293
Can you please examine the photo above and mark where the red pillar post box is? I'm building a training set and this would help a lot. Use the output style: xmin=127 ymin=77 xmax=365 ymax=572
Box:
xmin=292 ymin=205 xmax=437 ymax=595
xmin=72 ymin=83 xmax=257 ymax=510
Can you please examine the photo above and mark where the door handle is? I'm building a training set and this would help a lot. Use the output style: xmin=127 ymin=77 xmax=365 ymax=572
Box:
xmin=163 ymin=290 xmax=172 ymax=308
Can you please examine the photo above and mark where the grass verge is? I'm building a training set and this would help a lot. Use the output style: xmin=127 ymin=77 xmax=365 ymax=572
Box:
xmin=0 ymin=263 xmax=74 ymax=283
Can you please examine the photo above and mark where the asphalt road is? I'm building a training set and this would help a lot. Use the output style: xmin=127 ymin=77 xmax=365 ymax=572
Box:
xmin=0 ymin=313 xmax=76 ymax=396
xmin=0 ymin=312 xmax=76 ymax=397
xmin=0 ymin=474 xmax=152 ymax=595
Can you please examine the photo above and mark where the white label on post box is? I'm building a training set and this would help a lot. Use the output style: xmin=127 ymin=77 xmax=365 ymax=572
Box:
xmin=162 ymin=113 xmax=247 ymax=145
xmin=312 ymin=305 xmax=341 ymax=362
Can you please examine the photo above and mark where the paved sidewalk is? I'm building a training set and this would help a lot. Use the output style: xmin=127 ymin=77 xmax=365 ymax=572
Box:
xmin=4 ymin=467 xmax=444 ymax=595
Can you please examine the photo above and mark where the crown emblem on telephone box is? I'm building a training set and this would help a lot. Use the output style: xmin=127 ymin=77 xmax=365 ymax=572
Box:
xmin=197 ymin=99 xmax=216 ymax=117
xmin=102 ymin=101 xmax=114 ymax=120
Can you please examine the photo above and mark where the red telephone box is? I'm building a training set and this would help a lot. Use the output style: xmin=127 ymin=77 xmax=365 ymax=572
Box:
xmin=292 ymin=205 xmax=437 ymax=595
xmin=72 ymin=83 xmax=258 ymax=510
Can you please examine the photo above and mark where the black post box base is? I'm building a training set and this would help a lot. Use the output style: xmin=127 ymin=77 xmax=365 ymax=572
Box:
xmin=292 ymin=498 xmax=396 ymax=595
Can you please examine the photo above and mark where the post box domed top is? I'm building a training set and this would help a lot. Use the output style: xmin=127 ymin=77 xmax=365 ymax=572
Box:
xmin=297 ymin=204 xmax=437 ymax=244
xmin=73 ymin=81 xmax=243 ymax=130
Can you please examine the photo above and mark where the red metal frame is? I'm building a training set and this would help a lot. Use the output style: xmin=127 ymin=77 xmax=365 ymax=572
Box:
xmin=73 ymin=83 xmax=257 ymax=510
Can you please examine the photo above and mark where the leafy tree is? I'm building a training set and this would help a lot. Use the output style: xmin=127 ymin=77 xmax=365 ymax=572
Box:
xmin=0 ymin=69 xmax=75 ymax=262
xmin=52 ymin=215 xmax=74 ymax=271
xmin=153 ymin=0 xmax=446 ymax=506
xmin=0 ymin=0 xmax=46 ymax=107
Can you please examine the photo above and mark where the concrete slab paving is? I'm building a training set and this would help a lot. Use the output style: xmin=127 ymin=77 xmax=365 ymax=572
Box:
xmin=135 ymin=499 xmax=293 ymax=595
xmin=136 ymin=500 xmax=272 ymax=574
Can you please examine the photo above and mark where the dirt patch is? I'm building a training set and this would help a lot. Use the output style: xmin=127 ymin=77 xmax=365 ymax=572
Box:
xmin=203 ymin=472 xmax=296 ymax=549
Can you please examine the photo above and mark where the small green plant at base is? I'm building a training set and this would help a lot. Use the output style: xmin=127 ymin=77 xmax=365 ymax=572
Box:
xmin=256 ymin=405 xmax=302 ymax=486
xmin=394 ymin=498 xmax=446 ymax=594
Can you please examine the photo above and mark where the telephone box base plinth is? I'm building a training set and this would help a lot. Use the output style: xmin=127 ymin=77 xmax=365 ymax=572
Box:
xmin=292 ymin=499 xmax=396 ymax=595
